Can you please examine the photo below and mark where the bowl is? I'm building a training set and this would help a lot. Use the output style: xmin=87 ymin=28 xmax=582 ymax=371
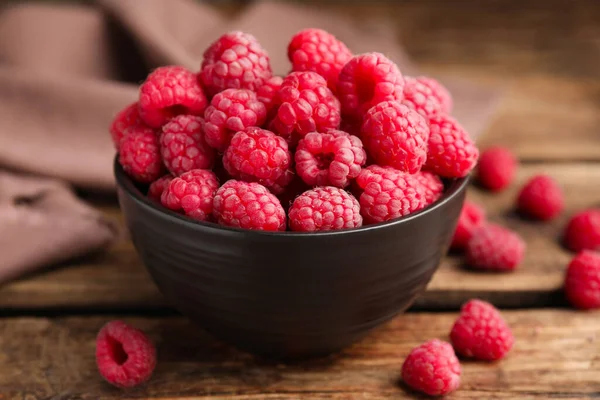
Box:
xmin=115 ymin=158 xmax=468 ymax=359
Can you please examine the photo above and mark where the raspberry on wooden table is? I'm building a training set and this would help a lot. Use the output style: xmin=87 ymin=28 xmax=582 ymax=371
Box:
xmin=476 ymin=146 xmax=517 ymax=191
xmin=414 ymin=171 xmax=444 ymax=205
xmin=564 ymin=209 xmax=600 ymax=252
xmin=109 ymin=102 xmax=144 ymax=149
xmin=450 ymin=299 xmax=514 ymax=361
xmin=402 ymin=76 xmax=453 ymax=119
xmin=138 ymin=66 xmax=207 ymax=128
xmin=401 ymin=339 xmax=461 ymax=396
xmin=564 ymin=250 xmax=600 ymax=309
xmin=451 ymin=200 xmax=486 ymax=250
xmin=425 ymin=113 xmax=479 ymax=178
xmin=517 ymin=174 xmax=564 ymax=220
xmin=161 ymin=169 xmax=219 ymax=221
xmin=160 ymin=115 xmax=215 ymax=176
xmin=288 ymin=28 xmax=353 ymax=93
xmin=356 ymin=165 xmax=427 ymax=224
xmin=360 ymin=101 xmax=429 ymax=173
xmin=336 ymin=52 xmax=404 ymax=122
xmin=119 ymin=127 xmax=164 ymax=184
xmin=466 ymin=223 xmax=525 ymax=271
xmin=256 ymin=76 xmax=283 ymax=116
xmin=203 ymin=88 xmax=267 ymax=152
xmin=200 ymin=31 xmax=272 ymax=97
xmin=295 ymin=129 xmax=366 ymax=188
xmin=96 ymin=320 xmax=156 ymax=388
xmin=269 ymin=71 xmax=341 ymax=145
xmin=222 ymin=127 xmax=291 ymax=187
xmin=212 ymin=180 xmax=286 ymax=231
xmin=288 ymin=187 xmax=362 ymax=232
xmin=147 ymin=175 xmax=173 ymax=202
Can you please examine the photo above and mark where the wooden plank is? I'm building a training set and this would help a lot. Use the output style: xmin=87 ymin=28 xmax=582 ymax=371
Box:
xmin=0 ymin=162 xmax=597 ymax=312
xmin=0 ymin=310 xmax=598 ymax=398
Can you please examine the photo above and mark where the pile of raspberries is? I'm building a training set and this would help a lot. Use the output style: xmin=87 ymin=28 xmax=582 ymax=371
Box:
xmin=111 ymin=29 xmax=478 ymax=232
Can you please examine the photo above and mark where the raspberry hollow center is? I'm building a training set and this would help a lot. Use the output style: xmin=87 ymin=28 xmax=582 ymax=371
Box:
xmin=316 ymin=152 xmax=334 ymax=169
xmin=106 ymin=335 xmax=128 ymax=365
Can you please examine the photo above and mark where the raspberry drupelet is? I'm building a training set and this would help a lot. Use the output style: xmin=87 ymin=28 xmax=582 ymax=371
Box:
xmin=425 ymin=113 xmax=479 ymax=178
xmin=466 ymin=224 xmax=526 ymax=271
xmin=564 ymin=250 xmax=600 ymax=309
xmin=401 ymin=339 xmax=461 ymax=396
xmin=356 ymin=165 xmax=427 ymax=224
xmin=138 ymin=66 xmax=207 ymax=128
xmin=161 ymin=169 xmax=219 ymax=221
xmin=109 ymin=102 xmax=144 ymax=148
xmin=256 ymin=76 xmax=283 ymax=117
xmin=402 ymin=76 xmax=452 ymax=119
xmin=288 ymin=187 xmax=362 ymax=232
xmin=360 ymin=101 xmax=429 ymax=173
xmin=336 ymin=52 xmax=404 ymax=122
xmin=96 ymin=320 xmax=156 ymax=388
xmin=295 ymin=130 xmax=366 ymax=188
xmin=212 ymin=180 xmax=286 ymax=231
xmin=147 ymin=174 xmax=174 ymax=202
xmin=222 ymin=127 xmax=291 ymax=187
xmin=160 ymin=115 xmax=215 ymax=176
xmin=451 ymin=200 xmax=486 ymax=250
xmin=269 ymin=71 xmax=341 ymax=145
xmin=564 ymin=209 xmax=600 ymax=252
xmin=200 ymin=31 xmax=272 ymax=97
xmin=517 ymin=174 xmax=564 ymax=220
xmin=288 ymin=28 xmax=353 ymax=93
xmin=203 ymin=88 xmax=267 ymax=152
xmin=119 ymin=127 xmax=164 ymax=183
xmin=477 ymin=146 xmax=517 ymax=192
xmin=450 ymin=299 xmax=514 ymax=361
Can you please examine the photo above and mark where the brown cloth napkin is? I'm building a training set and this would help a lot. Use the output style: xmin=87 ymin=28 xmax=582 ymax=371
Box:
xmin=0 ymin=0 xmax=502 ymax=283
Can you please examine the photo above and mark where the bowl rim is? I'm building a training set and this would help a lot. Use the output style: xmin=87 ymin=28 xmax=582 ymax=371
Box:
xmin=114 ymin=156 xmax=469 ymax=238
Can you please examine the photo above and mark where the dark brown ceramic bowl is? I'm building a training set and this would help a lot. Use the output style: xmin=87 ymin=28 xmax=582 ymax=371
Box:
xmin=115 ymin=158 xmax=468 ymax=359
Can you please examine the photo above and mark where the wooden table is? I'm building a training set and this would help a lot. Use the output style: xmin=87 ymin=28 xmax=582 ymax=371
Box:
xmin=2 ymin=0 xmax=600 ymax=398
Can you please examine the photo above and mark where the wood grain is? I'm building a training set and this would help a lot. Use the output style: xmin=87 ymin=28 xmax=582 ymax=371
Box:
xmin=0 ymin=310 xmax=598 ymax=398
xmin=0 ymin=163 xmax=597 ymax=312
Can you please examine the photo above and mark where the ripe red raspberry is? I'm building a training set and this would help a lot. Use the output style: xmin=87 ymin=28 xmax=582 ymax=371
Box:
xmin=466 ymin=224 xmax=525 ymax=271
xmin=213 ymin=180 xmax=286 ymax=231
xmin=356 ymin=165 xmax=427 ymax=224
xmin=222 ymin=127 xmax=291 ymax=187
xmin=360 ymin=101 xmax=429 ymax=173
xmin=200 ymin=31 xmax=272 ymax=97
xmin=288 ymin=187 xmax=362 ymax=232
xmin=564 ymin=209 xmax=600 ymax=252
xmin=401 ymin=76 xmax=452 ymax=119
xmin=119 ymin=127 xmax=164 ymax=183
xmin=269 ymin=71 xmax=341 ymax=144
xmin=337 ymin=52 xmax=404 ymax=121
xmin=147 ymin=174 xmax=173 ymax=202
xmin=517 ymin=174 xmax=564 ymax=221
xmin=476 ymin=146 xmax=517 ymax=191
xmin=451 ymin=200 xmax=486 ymax=250
xmin=161 ymin=169 xmax=219 ymax=221
xmin=426 ymin=113 xmax=479 ymax=178
xmin=96 ymin=320 xmax=156 ymax=388
xmin=288 ymin=28 xmax=352 ymax=93
xmin=295 ymin=130 xmax=366 ymax=188
xmin=203 ymin=88 xmax=267 ymax=152
xmin=109 ymin=102 xmax=144 ymax=148
xmin=450 ymin=299 xmax=514 ymax=361
xmin=256 ymin=76 xmax=283 ymax=117
xmin=139 ymin=66 xmax=207 ymax=128
xmin=564 ymin=250 xmax=600 ymax=309
xmin=414 ymin=171 xmax=444 ymax=205
xmin=401 ymin=339 xmax=461 ymax=396
xmin=160 ymin=115 xmax=215 ymax=176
